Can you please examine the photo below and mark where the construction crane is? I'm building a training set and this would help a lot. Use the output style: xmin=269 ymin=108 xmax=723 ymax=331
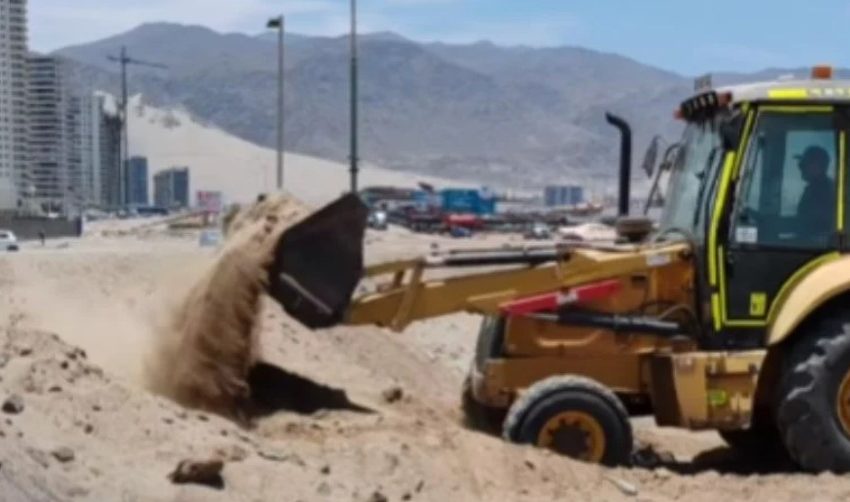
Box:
xmin=107 ymin=46 xmax=167 ymax=208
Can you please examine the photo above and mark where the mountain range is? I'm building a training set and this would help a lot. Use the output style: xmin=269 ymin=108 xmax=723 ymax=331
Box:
xmin=53 ymin=22 xmax=834 ymax=193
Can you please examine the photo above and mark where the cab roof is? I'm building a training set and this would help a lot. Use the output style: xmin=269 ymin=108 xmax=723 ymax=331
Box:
xmin=717 ymin=78 xmax=850 ymax=104
xmin=679 ymin=70 xmax=850 ymax=120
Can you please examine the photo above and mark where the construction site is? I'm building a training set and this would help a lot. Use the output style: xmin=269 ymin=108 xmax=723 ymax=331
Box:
xmin=0 ymin=192 xmax=845 ymax=502
xmin=9 ymin=67 xmax=850 ymax=498
xmin=7 ymin=1 xmax=850 ymax=500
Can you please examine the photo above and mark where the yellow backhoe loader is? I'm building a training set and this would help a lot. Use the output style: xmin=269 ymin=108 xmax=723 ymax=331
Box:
xmin=270 ymin=65 xmax=850 ymax=472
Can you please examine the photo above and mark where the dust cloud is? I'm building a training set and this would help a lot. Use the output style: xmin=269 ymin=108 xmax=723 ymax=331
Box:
xmin=144 ymin=194 xmax=307 ymax=422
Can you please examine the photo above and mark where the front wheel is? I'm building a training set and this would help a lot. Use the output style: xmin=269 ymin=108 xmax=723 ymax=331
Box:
xmin=777 ymin=310 xmax=850 ymax=472
xmin=502 ymin=375 xmax=632 ymax=466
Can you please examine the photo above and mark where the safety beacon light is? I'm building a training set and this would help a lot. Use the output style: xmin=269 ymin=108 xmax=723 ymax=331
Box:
xmin=812 ymin=65 xmax=833 ymax=80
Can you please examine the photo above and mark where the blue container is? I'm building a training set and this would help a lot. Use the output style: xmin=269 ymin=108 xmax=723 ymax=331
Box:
xmin=413 ymin=190 xmax=440 ymax=211
xmin=440 ymin=189 xmax=496 ymax=215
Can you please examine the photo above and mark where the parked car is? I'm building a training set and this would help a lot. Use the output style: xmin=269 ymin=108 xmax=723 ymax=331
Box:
xmin=0 ymin=230 xmax=19 ymax=251
xmin=368 ymin=210 xmax=388 ymax=230
xmin=449 ymin=225 xmax=473 ymax=238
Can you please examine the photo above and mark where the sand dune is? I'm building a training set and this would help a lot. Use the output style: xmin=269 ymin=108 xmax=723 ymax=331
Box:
xmin=127 ymin=96 xmax=466 ymax=207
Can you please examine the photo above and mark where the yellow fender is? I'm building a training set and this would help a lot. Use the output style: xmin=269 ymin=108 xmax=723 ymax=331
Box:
xmin=768 ymin=254 xmax=850 ymax=346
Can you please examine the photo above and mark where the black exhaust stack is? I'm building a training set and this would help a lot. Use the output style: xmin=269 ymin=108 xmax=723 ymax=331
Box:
xmin=605 ymin=112 xmax=632 ymax=217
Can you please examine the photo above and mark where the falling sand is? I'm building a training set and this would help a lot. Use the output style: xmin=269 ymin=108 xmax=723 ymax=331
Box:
xmin=145 ymin=194 xmax=308 ymax=422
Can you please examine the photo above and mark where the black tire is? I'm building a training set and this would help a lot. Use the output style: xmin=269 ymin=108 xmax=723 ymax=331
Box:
xmin=719 ymin=427 xmax=775 ymax=451
xmin=718 ymin=404 xmax=785 ymax=452
xmin=502 ymin=375 xmax=632 ymax=466
xmin=460 ymin=376 xmax=506 ymax=435
xmin=776 ymin=310 xmax=850 ymax=472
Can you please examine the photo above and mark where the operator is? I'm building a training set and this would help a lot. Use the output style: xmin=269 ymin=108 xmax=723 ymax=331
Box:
xmin=796 ymin=145 xmax=835 ymax=239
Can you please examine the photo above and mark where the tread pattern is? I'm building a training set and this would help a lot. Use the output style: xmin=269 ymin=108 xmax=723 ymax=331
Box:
xmin=777 ymin=310 xmax=850 ymax=472
xmin=502 ymin=375 xmax=630 ymax=444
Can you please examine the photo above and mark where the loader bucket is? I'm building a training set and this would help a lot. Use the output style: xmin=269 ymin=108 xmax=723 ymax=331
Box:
xmin=268 ymin=193 xmax=370 ymax=329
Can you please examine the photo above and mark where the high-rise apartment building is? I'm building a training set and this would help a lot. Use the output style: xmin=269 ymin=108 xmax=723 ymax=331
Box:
xmin=154 ymin=167 xmax=190 ymax=209
xmin=79 ymin=93 xmax=100 ymax=206
xmin=0 ymin=0 xmax=28 ymax=210
xmin=99 ymin=110 xmax=121 ymax=208
xmin=26 ymin=54 xmax=68 ymax=213
xmin=126 ymin=156 xmax=148 ymax=207
xmin=2 ymin=1 xmax=120 ymax=214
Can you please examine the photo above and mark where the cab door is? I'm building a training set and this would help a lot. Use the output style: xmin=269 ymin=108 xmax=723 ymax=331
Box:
xmin=720 ymin=106 xmax=845 ymax=339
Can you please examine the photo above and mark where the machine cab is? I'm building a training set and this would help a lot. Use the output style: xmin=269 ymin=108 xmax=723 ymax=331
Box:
xmin=663 ymin=67 xmax=850 ymax=348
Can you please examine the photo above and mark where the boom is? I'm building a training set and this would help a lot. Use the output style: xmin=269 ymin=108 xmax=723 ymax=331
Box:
xmin=346 ymin=243 xmax=690 ymax=331
xmin=267 ymin=194 xmax=692 ymax=331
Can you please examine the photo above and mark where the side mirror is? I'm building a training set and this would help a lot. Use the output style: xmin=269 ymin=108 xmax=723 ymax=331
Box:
xmin=642 ymin=143 xmax=680 ymax=215
xmin=659 ymin=143 xmax=682 ymax=172
xmin=641 ymin=136 xmax=661 ymax=178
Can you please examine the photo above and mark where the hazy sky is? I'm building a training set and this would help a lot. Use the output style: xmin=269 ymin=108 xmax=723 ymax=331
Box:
xmin=28 ymin=0 xmax=850 ymax=75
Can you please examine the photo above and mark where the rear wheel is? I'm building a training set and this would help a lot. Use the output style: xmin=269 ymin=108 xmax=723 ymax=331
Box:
xmin=719 ymin=427 xmax=776 ymax=452
xmin=776 ymin=310 xmax=850 ymax=472
xmin=502 ymin=375 xmax=632 ymax=466
xmin=717 ymin=405 xmax=784 ymax=454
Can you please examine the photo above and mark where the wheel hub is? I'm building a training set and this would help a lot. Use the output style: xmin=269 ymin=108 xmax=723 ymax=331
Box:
xmin=537 ymin=411 xmax=606 ymax=462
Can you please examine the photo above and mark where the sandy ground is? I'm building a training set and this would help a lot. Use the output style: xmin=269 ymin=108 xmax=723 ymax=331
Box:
xmin=0 ymin=218 xmax=848 ymax=501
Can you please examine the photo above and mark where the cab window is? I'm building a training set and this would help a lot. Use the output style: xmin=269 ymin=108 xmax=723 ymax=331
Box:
xmin=659 ymin=118 xmax=723 ymax=240
xmin=732 ymin=111 xmax=837 ymax=250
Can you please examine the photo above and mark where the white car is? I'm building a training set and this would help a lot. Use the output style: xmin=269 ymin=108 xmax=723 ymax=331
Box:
xmin=524 ymin=222 xmax=553 ymax=240
xmin=368 ymin=210 xmax=388 ymax=231
xmin=0 ymin=230 xmax=19 ymax=251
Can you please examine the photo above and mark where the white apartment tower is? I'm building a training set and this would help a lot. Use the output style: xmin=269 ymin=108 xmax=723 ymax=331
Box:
xmin=26 ymin=55 xmax=68 ymax=212
xmin=0 ymin=0 xmax=27 ymax=210
xmin=27 ymin=58 xmax=114 ymax=213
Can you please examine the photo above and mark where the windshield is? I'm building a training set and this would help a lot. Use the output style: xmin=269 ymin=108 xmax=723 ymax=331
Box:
xmin=659 ymin=118 xmax=723 ymax=238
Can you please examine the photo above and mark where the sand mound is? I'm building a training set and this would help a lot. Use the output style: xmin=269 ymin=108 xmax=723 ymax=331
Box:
xmin=145 ymin=193 xmax=308 ymax=421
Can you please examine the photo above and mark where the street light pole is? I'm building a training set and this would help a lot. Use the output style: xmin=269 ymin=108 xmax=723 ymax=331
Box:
xmin=267 ymin=15 xmax=285 ymax=191
xmin=349 ymin=0 xmax=359 ymax=194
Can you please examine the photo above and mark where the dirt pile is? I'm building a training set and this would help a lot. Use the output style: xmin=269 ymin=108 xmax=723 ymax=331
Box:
xmin=145 ymin=194 xmax=308 ymax=421
xmin=5 ymin=217 xmax=850 ymax=500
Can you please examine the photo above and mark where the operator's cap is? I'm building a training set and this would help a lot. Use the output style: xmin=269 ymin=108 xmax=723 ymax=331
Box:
xmin=795 ymin=145 xmax=830 ymax=167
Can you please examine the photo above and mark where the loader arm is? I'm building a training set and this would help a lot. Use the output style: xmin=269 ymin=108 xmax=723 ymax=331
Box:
xmin=346 ymin=243 xmax=691 ymax=331
xmin=268 ymin=193 xmax=691 ymax=332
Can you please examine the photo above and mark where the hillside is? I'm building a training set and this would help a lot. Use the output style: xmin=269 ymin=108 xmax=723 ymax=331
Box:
xmin=55 ymin=23 xmax=689 ymax=194
xmin=56 ymin=23 xmax=836 ymax=195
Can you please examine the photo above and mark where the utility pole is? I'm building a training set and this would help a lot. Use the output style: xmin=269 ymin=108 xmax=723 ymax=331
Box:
xmin=349 ymin=0 xmax=359 ymax=193
xmin=267 ymin=15 xmax=285 ymax=190
xmin=107 ymin=47 xmax=167 ymax=207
